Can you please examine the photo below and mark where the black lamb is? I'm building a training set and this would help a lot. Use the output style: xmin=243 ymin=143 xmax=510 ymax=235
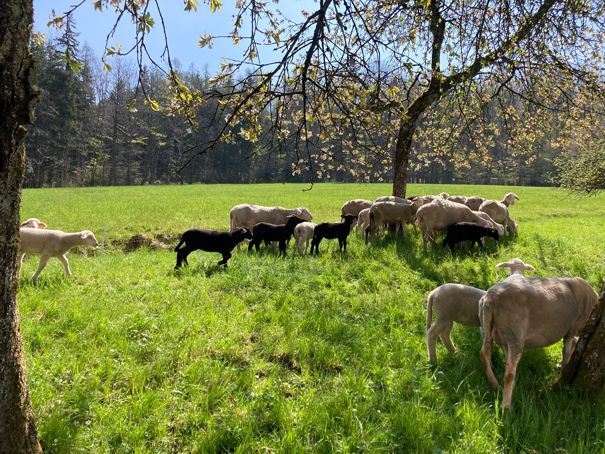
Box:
xmin=248 ymin=215 xmax=305 ymax=255
xmin=310 ymin=214 xmax=357 ymax=254
xmin=174 ymin=227 xmax=252 ymax=268
xmin=442 ymin=222 xmax=499 ymax=251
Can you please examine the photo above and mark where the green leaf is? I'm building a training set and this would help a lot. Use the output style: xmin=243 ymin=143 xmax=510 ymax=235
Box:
xmin=210 ymin=0 xmax=222 ymax=12
xmin=93 ymin=1 xmax=102 ymax=11
xmin=184 ymin=0 xmax=199 ymax=11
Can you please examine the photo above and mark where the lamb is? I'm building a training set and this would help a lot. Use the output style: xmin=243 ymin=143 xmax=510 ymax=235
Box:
xmin=375 ymin=195 xmax=408 ymax=204
xmin=442 ymin=222 xmax=500 ymax=251
xmin=310 ymin=214 xmax=357 ymax=254
xmin=293 ymin=222 xmax=317 ymax=255
xmin=474 ymin=211 xmax=505 ymax=237
xmin=355 ymin=207 xmax=371 ymax=234
xmin=426 ymin=259 xmax=536 ymax=364
xmin=478 ymin=192 xmax=519 ymax=233
xmin=446 ymin=195 xmax=467 ymax=205
xmin=248 ymin=216 xmax=305 ymax=255
xmin=229 ymin=204 xmax=313 ymax=231
xmin=479 ymin=276 xmax=598 ymax=408
xmin=174 ymin=227 xmax=252 ymax=269
xmin=18 ymin=228 xmax=98 ymax=282
xmin=414 ymin=199 xmax=493 ymax=249
xmin=20 ymin=218 xmax=47 ymax=229
xmin=367 ymin=200 xmax=415 ymax=243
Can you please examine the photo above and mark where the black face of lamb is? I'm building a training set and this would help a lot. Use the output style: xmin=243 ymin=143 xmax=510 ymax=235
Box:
xmin=310 ymin=216 xmax=357 ymax=254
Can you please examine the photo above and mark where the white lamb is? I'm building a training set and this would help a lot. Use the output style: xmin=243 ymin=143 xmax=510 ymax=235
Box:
xmin=293 ymin=222 xmax=317 ymax=255
xmin=20 ymin=218 xmax=47 ymax=229
xmin=18 ymin=228 xmax=98 ymax=282
xmin=479 ymin=192 xmax=519 ymax=233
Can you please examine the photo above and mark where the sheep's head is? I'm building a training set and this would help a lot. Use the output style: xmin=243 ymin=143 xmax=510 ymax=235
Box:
xmin=21 ymin=218 xmax=47 ymax=229
xmin=496 ymin=258 xmax=535 ymax=276
xmin=489 ymin=227 xmax=501 ymax=240
xmin=340 ymin=214 xmax=358 ymax=224
xmin=295 ymin=207 xmax=313 ymax=221
xmin=503 ymin=192 xmax=519 ymax=206
xmin=81 ymin=231 xmax=99 ymax=247
xmin=439 ymin=192 xmax=449 ymax=199
xmin=286 ymin=215 xmax=305 ymax=228
xmin=235 ymin=227 xmax=253 ymax=240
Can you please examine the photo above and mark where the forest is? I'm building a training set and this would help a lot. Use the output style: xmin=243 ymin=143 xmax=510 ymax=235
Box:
xmin=25 ymin=17 xmax=599 ymax=189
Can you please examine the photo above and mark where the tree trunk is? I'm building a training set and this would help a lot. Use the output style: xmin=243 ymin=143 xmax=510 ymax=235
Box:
xmin=0 ymin=1 xmax=43 ymax=452
xmin=392 ymin=117 xmax=417 ymax=198
xmin=558 ymin=282 xmax=605 ymax=393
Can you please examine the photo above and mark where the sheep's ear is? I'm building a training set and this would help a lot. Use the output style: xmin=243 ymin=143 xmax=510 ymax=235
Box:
xmin=81 ymin=231 xmax=91 ymax=239
xmin=294 ymin=209 xmax=303 ymax=216
xmin=524 ymin=264 xmax=536 ymax=272
xmin=39 ymin=222 xmax=47 ymax=229
xmin=496 ymin=261 xmax=510 ymax=269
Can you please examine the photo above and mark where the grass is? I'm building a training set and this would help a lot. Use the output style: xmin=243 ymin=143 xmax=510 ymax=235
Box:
xmin=18 ymin=183 xmax=605 ymax=452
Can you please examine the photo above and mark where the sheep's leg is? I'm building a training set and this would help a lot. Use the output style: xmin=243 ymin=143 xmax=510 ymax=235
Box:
xmin=17 ymin=253 xmax=25 ymax=271
xmin=31 ymin=255 xmax=50 ymax=282
xmin=175 ymin=248 xmax=190 ymax=268
xmin=297 ymin=237 xmax=304 ymax=256
xmin=480 ymin=339 xmax=502 ymax=390
xmin=218 ymin=251 xmax=231 ymax=267
xmin=440 ymin=323 xmax=456 ymax=354
xmin=59 ymin=254 xmax=72 ymax=276
xmin=426 ymin=324 xmax=441 ymax=364
xmin=502 ymin=346 xmax=523 ymax=409
xmin=343 ymin=237 xmax=347 ymax=252
xmin=561 ymin=334 xmax=577 ymax=367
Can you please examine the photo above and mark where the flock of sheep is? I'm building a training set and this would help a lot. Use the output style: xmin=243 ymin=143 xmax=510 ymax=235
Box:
xmin=16 ymin=190 xmax=602 ymax=409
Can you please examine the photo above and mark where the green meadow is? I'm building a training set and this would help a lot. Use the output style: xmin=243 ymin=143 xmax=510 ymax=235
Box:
xmin=18 ymin=183 xmax=605 ymax=453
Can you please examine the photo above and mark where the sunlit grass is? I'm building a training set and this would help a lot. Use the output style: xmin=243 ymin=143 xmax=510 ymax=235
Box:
xmin=19 ymin=183 xmax=605 ymax=452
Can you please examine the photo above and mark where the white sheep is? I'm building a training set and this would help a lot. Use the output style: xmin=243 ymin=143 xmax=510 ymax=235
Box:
xmin=355 ymin=207 xmax=371 ymax=233
xmin=367 ymin=200 xmax=415 ymax=241
xmin=446 ymin=195 xmax=467 ymax=204
xmin=478 ymin=192 xmax=518 ymax=233
xmin=415 ymin=199 xmax=493 ymax=249
xmin=293 ymin=222 xmax=317 ymax=255
xmin=464 ymin=196 xmax=485 ymax=211
xmin=20 ymin=218 xmax=47 ymax=229
xmin=18 ymin=228 xmax=98 ymax=282
xmin=229 ymin=204 xmax=313 ymax=231
xmin=341 ymin=199 xmax=373 ymax=216
xmin=375 ymin=195 xmax=408 ymax=204
xmin=426 ymin=259 xmax=535 ymax=364
xmin=479 ymin=275 xmax=597 ymax=408
xmin=473 ymin=211 xmax=505 ymax=237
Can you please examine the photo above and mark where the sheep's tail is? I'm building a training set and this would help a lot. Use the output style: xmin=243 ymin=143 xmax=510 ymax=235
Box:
xmin=174 ymin=236 xmax=185 ymax=252
xmin=229 ymin=213 xmax=236 ymax=232
xmin=478 ymin=296 xmax=501 ymax=390
xmin=426 ymin=291 xmax=434 ymax=331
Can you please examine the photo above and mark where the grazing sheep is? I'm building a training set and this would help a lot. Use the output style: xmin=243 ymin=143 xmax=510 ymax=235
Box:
xmin=341 ymin=199 xmax=373 ymax=216
xmin=415 ymin=199 xmax=493 ymax=249
xmin=310 ymin=214 xmax=357 ymax=254
xmin=464 ymin=196 xmax=486 ymax=211
xmin=355 ymin=207 xmax=371 ymax=234
xmin=20 ymin=218 xmax=47 ymax=229
xmin=294 ymin=222 xmax=317 ymax=255
xmin=375 ymin=195 xmax=408 ymax=204
xmin=410 ymin=195 xmax=437 ymax=212
xmin=174 ymin=227 xmax=252 ymax=269
xmin=229 ymin=204 xmax=313 ymax=231
xmin=479 ymin=276 xmax=598 ymax=409
xmin=507 ymin=218 xmax=519 ymax=235
xmin=18 ymin=228 xmax=98 ymax=282
xmin=367 ymin=200 xmax=415 ymax=243
xmin=442 ymin=222 xmax=499 ymax=251
xmin=426 ymin=284 xmax=486 ymax=364
xmin=473 ymin=211 xmax=505 ymax=237
xmin=248 ymin=216 xmax=305 ymax=255
xmin=478 ymin=193 xmax=519 ymax=233
xmin=446 ymin=195 xmax=467 ymax=204
xmin=426 ymin=259 xmax=536 ymax=364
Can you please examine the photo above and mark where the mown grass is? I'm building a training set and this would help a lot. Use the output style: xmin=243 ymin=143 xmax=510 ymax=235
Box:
xmin=19 ymin=183 xmax=605 ymax=453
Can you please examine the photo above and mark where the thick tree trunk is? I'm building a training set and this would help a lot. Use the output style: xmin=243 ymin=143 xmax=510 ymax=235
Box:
xmin=392 ymin=118 xmax=417 ymax=198
xmin=0 ymin=1 xmax=42 ymax=452
xmin=558 ymin=282 xmax=605 ymax=393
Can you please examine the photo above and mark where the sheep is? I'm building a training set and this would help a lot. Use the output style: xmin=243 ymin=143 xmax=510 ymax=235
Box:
xmin=479 ymin=276 xmax=598 ymax=409
xmin=174 ymin=227 xmax=252 ymax=269
xmin=414 ymin=199 xmax=493 ymax=249
xmin=442 ymin=222 xmax=500 ymax=251
xmin=18 ymin=228 xmax=98 ymax=282
xmin=310 ymin=214 xmax=357 ymax=254
xmin=446 ymin=195 xmax=467 ymax=205
xmin=464 ymin=196 xmax=485 ymax=211
xmin=341 ymin=199 xmax=373 ymax=216
xmin=248 ymin=216 xmax=305 ymax=255
xmin=426 ymin=259 xmax=536 ymax=364
xmin=20 ymin=218 xmax=47 ymax=229
xmin=367 ymin=200 xmax=415 ymax=243
xmin=355 ymin=207 xmax=371 ymax=234
xmin=229 ymin=204 xmax=313 ymax=231
xmin=473 ymin=211 xmax=505 ymax=237
xmin=293 ymin=222 xmax=317 ymax=255
xmin=478 ymin=192 xmax=519 ymax=233
xmin=426 ymin=284 xmax=486 ymax=364
xmin=375 ymin=195 xmax=408 ymax=204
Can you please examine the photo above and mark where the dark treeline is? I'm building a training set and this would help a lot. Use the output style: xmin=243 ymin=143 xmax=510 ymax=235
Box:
xmin=25 ymin=25 xmax=563 ymax=188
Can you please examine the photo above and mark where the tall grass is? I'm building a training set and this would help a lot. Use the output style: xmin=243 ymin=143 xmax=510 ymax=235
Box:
xmin=19 ymin=183 xmax=605 ymax=452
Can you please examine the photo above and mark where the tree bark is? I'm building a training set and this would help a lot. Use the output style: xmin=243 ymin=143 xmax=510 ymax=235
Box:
xmin=392 ymin=118 xmax=417 ymax=198
xmin=558 ymin=282 xmax=605 ymax=393
xmin=0 ymin=1 xmax=43 ymax=452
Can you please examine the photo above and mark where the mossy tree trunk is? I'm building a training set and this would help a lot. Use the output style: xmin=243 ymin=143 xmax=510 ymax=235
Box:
xmin=0 ymin=1 xmax=42 ymax=452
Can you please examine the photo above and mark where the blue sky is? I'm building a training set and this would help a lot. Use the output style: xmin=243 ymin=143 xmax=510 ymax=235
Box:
xmin=34 ymin=0 xmax=310 ymax=73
